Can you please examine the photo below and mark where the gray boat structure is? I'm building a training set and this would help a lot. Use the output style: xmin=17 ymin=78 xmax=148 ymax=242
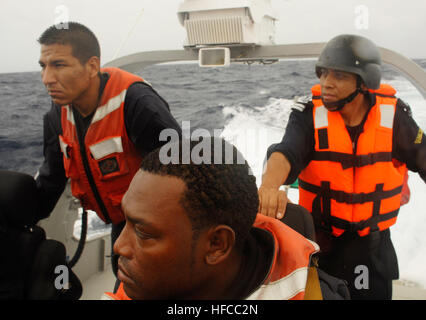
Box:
xmin=38 ymin=0 xmax=426 ymax=299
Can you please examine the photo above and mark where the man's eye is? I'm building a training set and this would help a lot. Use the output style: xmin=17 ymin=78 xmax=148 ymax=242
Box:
xmin=320 ymin=68 xmax=328 ymax=77
xmin=334 ymin=72 xmax=347 ymax=79
xmin=135 ymin=228 xmax=152 ymax=239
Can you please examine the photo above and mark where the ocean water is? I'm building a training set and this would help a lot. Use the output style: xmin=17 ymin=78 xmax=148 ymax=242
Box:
xmin=1 ymin=59 xmax=425 ymax=287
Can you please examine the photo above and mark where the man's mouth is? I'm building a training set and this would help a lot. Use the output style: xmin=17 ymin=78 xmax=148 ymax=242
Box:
xmin=47 ymin=90 xmax=64 ymax=98
xmin=117 ymin=261 xmax=135 ymax=284
xmin=321 ymin=94 xmax=336 ymax=102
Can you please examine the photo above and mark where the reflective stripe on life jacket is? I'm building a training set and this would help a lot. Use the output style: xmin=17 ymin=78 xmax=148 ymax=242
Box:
xmin=298 ymin=84 xmax=406 ymax=237
xmin=59 ymin=67 xmax=145 ymax=224
xmin=104 ymin=214 xmax=319 ymax=300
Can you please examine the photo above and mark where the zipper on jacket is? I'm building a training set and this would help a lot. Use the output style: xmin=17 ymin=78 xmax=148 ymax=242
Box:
xmin=78 ymin=142 xmax=112 ymax=224
xmin=74 ymin=108 xmax=112 ymax=224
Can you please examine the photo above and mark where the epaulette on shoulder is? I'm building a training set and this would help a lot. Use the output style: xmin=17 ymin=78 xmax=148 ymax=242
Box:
xmin=397 ymin=98 xmax=413 ymax=118
xmin=291 ymin=95 xmax=312 ymax=112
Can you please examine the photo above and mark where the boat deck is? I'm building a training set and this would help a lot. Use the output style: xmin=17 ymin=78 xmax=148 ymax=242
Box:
xmin=80 ymin=264 xmax=116 ymax=300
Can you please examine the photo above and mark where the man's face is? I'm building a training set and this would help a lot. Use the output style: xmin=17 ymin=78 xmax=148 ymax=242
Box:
xmin=115 ymin=170 xmax=207 ymax=300
xmin=319 ymin=68 xmax=358 ymax=110
xmin=39 ymin=43 xmax=91 ymax=106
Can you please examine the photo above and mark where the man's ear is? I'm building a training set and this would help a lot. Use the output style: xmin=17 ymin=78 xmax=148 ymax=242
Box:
xmin=86 ymin=56 xmax=100 ymax=78
xmin=204 ymin=225 xmax=236 ymax=265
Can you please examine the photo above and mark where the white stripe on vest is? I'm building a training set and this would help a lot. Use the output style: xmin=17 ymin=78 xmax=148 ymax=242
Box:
xmin=379 ymin=104 xmax=395 ymax=129
xmin=313 ymin=104 xmax=395 ymax=129
xmin=89 ymin=136 xmax=123 ymax=160
xmin=314 ymin=105 xmax=328 ymax=128
xmin=64 ymin=105 xmax=75 ymax=125
xmin=91 ymin=89 xmax=127 ymax=124
xmin=246 ymin=267 xmax=309 ymax=300
xmin=58 ymin=136 xmax=69 ymax=159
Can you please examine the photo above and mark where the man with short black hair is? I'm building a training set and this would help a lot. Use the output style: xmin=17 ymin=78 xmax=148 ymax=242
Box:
xmin=35 ymin=22 xmax=181 ymax=279
xmin=104 ymin=138 xmax=349 ymax=300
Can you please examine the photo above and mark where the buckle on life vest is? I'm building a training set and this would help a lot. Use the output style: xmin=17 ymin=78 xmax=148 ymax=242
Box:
xmin=329 ymin=217 xmax=366 ymax=233
xmin=346 ymin=221 xmax=363 ymax=234
xmin=313 ymin=151 xmax=393 ymax=170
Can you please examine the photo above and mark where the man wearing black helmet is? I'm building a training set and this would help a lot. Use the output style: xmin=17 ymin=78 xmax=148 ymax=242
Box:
xmin=258 ymin=34 xmax=426 ymax=300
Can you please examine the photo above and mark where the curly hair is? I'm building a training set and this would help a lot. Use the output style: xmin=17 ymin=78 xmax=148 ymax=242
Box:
xmin=38 ymin=22 xmax=100 ymax=64
xmin=140 ymin=137 xmax=259 ymax=249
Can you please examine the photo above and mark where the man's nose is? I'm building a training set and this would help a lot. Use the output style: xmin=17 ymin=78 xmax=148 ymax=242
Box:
xmin=113 ymin=224 xmax=132 ymax=259
xmin=41 ymin=66 xmax=56 ymax=86
xmin=320 ymin=72 xmax=335 ymax=88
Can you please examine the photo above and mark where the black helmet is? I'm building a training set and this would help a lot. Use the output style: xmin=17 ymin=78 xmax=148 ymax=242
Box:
xmin=316 ymin=34 xmax=382 ymax=90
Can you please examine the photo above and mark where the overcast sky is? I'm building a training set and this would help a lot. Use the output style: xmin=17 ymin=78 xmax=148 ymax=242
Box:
xmin=0 ymin=0 xmax=425 ymax=74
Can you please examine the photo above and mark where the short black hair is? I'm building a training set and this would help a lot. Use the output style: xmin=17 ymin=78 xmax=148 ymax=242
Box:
xmin=38 ymin=22 xmax=100 ymax=64
xmin=140 ymin=137 xmax=259 ymax=249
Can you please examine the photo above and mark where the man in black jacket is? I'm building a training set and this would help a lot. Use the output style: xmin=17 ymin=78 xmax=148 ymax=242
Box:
xmin=259 ymin=34 xmax=426 ymax=299
xmin=35 ymin=22 xmax=181 ymax=281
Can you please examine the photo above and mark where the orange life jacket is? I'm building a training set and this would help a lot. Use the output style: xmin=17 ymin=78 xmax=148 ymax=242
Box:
xmin=298 ymin=84 xmax=406 ymax=237
xmin=59 ymin=67 xmax=145 ymax=224
xmin=103 ymin=214 xmax=319 ymax=300
xmin=247 ymin=214 xmax=319 ymax=300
